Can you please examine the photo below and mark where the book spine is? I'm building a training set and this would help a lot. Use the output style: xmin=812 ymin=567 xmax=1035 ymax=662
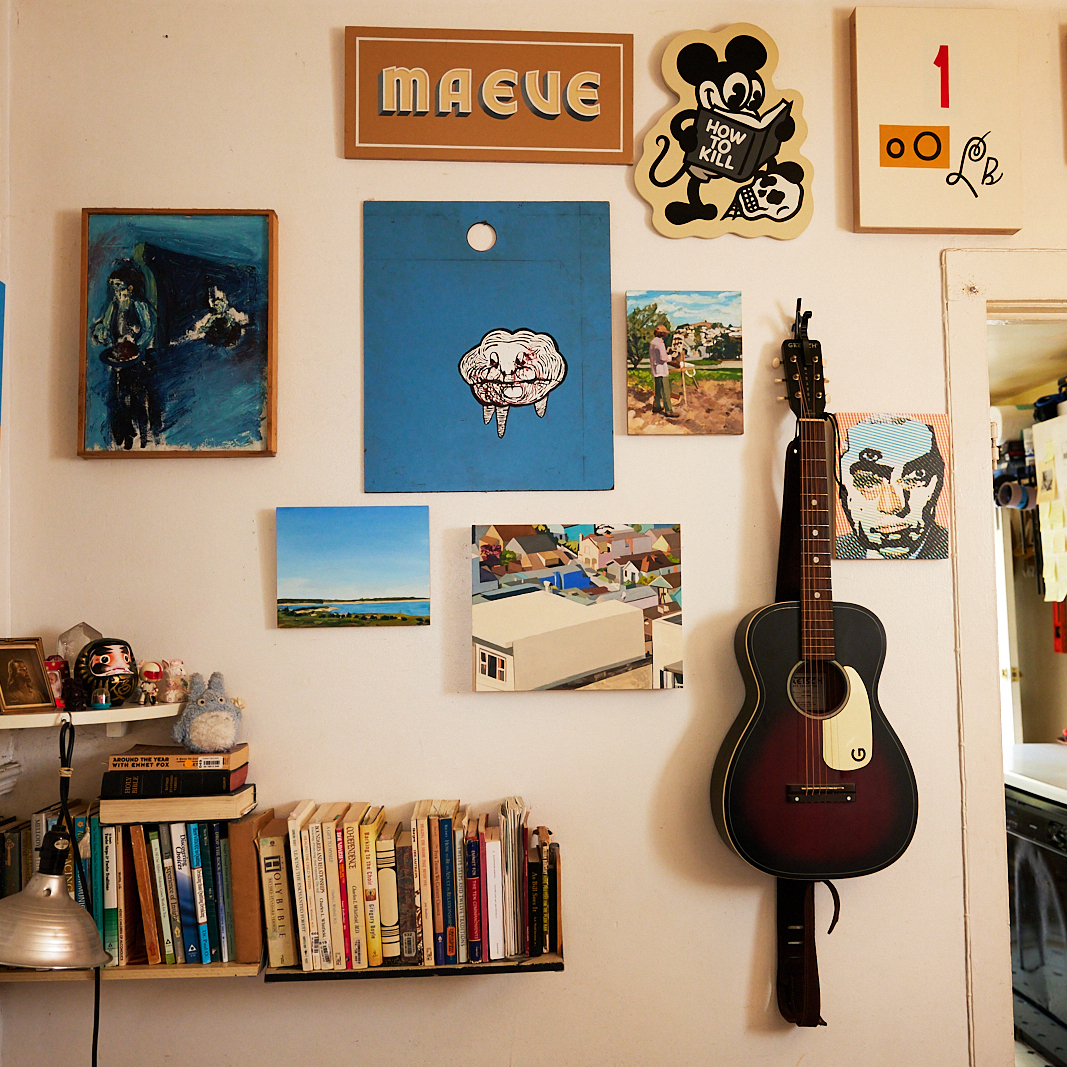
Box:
xmin=287 ymin=818 xmax=313 ymax=971
xmin=198 ymin=824 xmax=221 ymax=962
xmin=129 ymin=825 xmax=161 ymax=965
xmin=540 ymin=840 xmax=550 ymax=954
xmin=549 ymin=842 xmax=561 ymax=955
xmin=300 ymin=826 xmax=322 ymax=970
xmin=220 ymin=830 xmax=236 ymax=967
xmin=440 ymin=817 xmax=457 ymax=964
xmin=31 ymin=810 xmax=48 ymax=872
xmin=415 ymin=814 xmax=434 ymax=965
xmin=486 ymin=836 xmax=504 ymax=961
xmin=100 ymin=766 xmax=246 ymax=799
xmin=377 ymin=835 xmax=400 ymax=965
xmin=229 ymin=812 xmax=267 ymax=965
xmin=148 ymin=830 xmax=176 ymax=964
xmin=210 ymin=822 xmax=229 ymax=963
xmin=50 ymin=815 xmax=76 ymax=900
xmin=171 ymin=823 xmax=200 ymax=964
xmin=334 ymin=824 xmax=352 ymax=969
xmin=186 ymin=823 xmax=211 ymax=964
xmin=102 ymin=824 xmax=119 ymax=966
xmin=478 ymin=823 xmax=489 ymax=967
xmin=465 ymin=838 xmax=483 ymax=963
xmin=396 ymin=838 xmax=419 ymax=965
xmin=19 ymin=825 xmax=32 ymax=888
xmin=408 ymin=813 xmax=423 ymax=964
xmin=527 ymin=857 xmax=542 ymax=958
xmin=361 ymin=822 xmax=383 ymax=967
xmin=2 ymin=829 xmax=19 ymax=898
xmin=429 ymin=815 xmax=444 ymax=965
xmin=454 ymin=822 xmax=468 ymax=964
xmin=309 ymin=821 xmax=333 ymax=970
xmin=257 ymin=830 xmax=296 ymax=968
xmin=73 ymin=812 xmax=88 ymax=906
xmin=108 ymin=749 xmax=245 ymax=772
xmin=90 ymin=815 xmax=105 ymax=940
xmin=115 ymin=826 xmax=127 ymax=966
xmin=343 ymin=823 xmax=369 ymax=970
xmin=158 ymin=824 xmax=185 ymax=963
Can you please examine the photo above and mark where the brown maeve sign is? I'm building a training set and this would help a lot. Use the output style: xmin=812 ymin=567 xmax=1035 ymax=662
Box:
xmin=345 ymin=27 xmax=633 ymax=164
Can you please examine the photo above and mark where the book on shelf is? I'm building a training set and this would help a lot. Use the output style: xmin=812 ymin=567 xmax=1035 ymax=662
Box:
xmin=2 ymin=822 xmax=22 ymax=899
xmin=484 ymin=826 xmax=504 ymax=961
xmin=100 ymin=764 xmax=249 ymax=799
xmin=537 ymin=826 xmax=552 ymax=955
xmin=219 ymin=825 xmax=237 ymax=964
xmin=411 ymin=800 xmax=434 ymax=965
xmin=129 ymin=824 xmax=162 ymax=965
xmin=435 ymin=800 xmax=460 ymax=964
xmin=359 ymin=805 xmax=386 ymax=966
xmin=331 ymin=810 xmax=354 ymax=969
xmin=341 ymin=803 xmax=371 ymax=971
xmin=210 ymin=822 xmax=231 ymax=963
xmin=476 ymin=813 xmax=489 ymax=966
xmin=526 ymin=842 xmax=542 ymax=958
xmin=375 ymin=821 xmax=401 ymax=965
xmin=428 ymin=813 xmax=444 ymax=964
xmin=196 ymin=823 xmax=222 ymax=962
xmin=454 ymin=805 xmax=469 ymax=964
xmin=299 ymin=812 xmax=322 ymax=970
xmin=229 ymin=807 xmax=273 ymax=965
xmin=158 ymin=823 xmax=186 ymax=963
xmin=102 ymin=824 xmax=119 ymax=966
xmin=187 ymin=822 xmax=213 ymax=964
xmin=118 ymin=827 xmax=147 ymax=965
xmin=319 ymin=802 xmax=350 ymax=970
xmin=31 ymin=800 xmax=63 ymax=872
xmin=465 ymin=821 xmax=483 ymax=964
xmin=89 ymin=805 xmax=104 ymax=936
xmin=147 ymin=827 xmax=176 ymax=964
xmin=72 ymin=806 xmax=90 ymax=906
xmin=108 ymin=743 xmax=250 ymax=772
xmin=307 ymin=803 xmax=336 ymax=971
xmin=98 ymin=783 xmax=256 ymax=824
xmin=285 ymin=799 xmax=317 ymax=971
xmin=395 ymin=829 xmax=419 ymax=966
xmin=549 ymin=841 xmax=562 ymax=956
xmin=170 ymin=823 xmax=200 ymax=964
xmin=257 ymin=812 xmax=297 ymax=968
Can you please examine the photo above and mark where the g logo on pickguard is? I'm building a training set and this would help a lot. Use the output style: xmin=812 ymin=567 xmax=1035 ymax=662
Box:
xmin=851 ymin=747 xmax=866 ymax=762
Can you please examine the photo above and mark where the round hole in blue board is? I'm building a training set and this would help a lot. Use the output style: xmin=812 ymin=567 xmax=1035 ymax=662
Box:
xmin=466 ymin=223 xmax=497 ymax=251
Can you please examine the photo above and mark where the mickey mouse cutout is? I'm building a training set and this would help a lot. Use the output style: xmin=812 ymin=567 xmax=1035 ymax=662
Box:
xmin=635 ymin=25 xmax=813 ymax=239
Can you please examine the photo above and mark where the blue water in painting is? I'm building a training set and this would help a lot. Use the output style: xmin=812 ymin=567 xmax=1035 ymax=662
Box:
xmin=83 ymin=213 xmax=270 ymax=452
xmin=281 ymin=601 xmax=430 ymax=616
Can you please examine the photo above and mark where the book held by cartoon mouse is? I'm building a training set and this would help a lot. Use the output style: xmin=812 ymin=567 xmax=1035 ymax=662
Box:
xmin=686 ymin=99 xmax=792 ymax=183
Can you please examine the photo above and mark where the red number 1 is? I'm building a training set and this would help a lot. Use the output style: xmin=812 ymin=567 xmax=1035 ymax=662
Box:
xmin=934 ymin=45 xmax=949 ymax=108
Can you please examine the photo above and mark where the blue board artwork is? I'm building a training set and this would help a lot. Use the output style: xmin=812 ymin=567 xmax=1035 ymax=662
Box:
xmin=80 ymin=211 xmax=275 ymax=456
xmin=363 ymin=202 xmax=613 ymax=492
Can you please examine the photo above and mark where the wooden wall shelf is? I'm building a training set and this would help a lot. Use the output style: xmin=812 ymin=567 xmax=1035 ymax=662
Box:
xmin=0 ymin=961 xmax=260 ymax=982
xmin=0 ymin=701 xmax=183 ymax=737
xmin=263 ymin=953 xmax=564 ymax=982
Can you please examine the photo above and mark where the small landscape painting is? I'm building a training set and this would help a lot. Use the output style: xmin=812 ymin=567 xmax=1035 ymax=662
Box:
xmin=80 ymin=210 xmax=276 ymax=457
xmin=626 ymin=291 xmax=742 ymax=435
xmin=277 ymin=506 xmax=430 ymax=628
xmin=472 ymin=524 xmax=682 ymax=691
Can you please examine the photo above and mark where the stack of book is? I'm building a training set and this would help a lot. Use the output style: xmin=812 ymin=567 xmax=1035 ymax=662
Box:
xmin=258 ymin=796 xmax=562 ymax=972
xmin=65 ymin=743 xmax=263 ymax=968
xmin=1 ymin=803 xmax=93 ymax=906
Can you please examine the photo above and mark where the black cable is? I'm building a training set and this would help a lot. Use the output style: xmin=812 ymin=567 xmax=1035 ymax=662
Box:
xmin=57 ymin=717 xmax=101 ymax=1067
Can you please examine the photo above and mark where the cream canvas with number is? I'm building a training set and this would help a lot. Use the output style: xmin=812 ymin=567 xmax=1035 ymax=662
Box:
xmin=851 ymin=7 xmax=1021 ymax=233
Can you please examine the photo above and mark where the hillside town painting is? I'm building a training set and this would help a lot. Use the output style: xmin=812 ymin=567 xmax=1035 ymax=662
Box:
xmin=626 ymin=291 xmax=742 ymax=436
xmin=471 ymin=525 xmax=683 ymax=691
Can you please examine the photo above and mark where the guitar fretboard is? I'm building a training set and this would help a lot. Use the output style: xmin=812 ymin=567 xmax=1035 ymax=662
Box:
xmin=799 ymin=417 xmax=834 ymax=661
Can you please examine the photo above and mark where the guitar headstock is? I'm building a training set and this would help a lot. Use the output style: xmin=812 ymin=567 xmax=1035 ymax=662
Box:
xmin=780 ymin=300 xmax=826 ymax=419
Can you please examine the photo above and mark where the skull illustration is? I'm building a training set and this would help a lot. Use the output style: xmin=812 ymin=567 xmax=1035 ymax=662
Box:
xmin=725 ymin=171 xmax=804 ymax=222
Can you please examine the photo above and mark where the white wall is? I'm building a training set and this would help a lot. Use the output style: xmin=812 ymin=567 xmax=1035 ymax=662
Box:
xmin=0 ymin=1 xmax=1052 ymax=1063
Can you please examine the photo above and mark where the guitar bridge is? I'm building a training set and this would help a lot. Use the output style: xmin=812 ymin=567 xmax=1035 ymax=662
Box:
xmin=786 ymin=783 xmax=856 ymax=804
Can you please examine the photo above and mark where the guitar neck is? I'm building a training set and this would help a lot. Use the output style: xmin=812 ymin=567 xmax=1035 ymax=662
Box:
xmin=799 ymin=417 xmax=834 ymax=660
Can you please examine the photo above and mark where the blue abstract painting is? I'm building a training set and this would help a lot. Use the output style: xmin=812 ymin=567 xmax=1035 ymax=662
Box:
xmin=80 ymin=211 xmax=275 ymax=455
xmin=363 ymin=202 xmax=613 ymax=492
xmin=276 ymin=506 xmax=430 ymax=628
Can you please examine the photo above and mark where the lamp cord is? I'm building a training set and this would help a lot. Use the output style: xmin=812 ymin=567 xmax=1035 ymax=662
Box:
xmin=58 ymin=718 xmax=101 ymax=1067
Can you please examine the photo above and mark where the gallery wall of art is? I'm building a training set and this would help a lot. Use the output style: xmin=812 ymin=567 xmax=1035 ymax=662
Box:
xmin=1 ymin=0 xmax=1063 ymax=1062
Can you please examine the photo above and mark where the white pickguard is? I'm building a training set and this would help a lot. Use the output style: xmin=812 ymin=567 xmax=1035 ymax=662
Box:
xmin=822 ymin=666 xmax=872 ymax=770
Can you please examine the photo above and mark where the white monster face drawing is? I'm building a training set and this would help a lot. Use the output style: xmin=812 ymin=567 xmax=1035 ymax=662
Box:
xmin=724 ymin=171 xmax=804 ymax=222
xmin=458 ymin=328 xmax=567 ymax=438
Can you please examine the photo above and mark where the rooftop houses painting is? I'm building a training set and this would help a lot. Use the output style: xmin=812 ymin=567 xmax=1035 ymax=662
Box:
xmin=471 ymin=524 xmax=682 ymax=691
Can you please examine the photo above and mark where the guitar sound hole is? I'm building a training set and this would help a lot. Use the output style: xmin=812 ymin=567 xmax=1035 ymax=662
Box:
xmin=787 ymin=660 xmax=850 ymax=720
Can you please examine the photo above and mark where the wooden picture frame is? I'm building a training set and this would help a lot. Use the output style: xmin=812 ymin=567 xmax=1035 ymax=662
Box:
xmin=0 ymin=639 xmax=57 ymax=715
xmin=79 ymin=209 xmax=277 ymax=458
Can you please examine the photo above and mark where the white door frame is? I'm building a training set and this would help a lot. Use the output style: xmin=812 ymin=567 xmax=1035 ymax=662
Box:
xmin=943 ymin=248 xmax=1067 ymax=1067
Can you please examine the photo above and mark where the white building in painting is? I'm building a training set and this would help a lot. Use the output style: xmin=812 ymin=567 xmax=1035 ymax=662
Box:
xmin=651 ymin=613 xmax=683 ymax=689
xmin=472 ymin=590 xmax=645 ymax=691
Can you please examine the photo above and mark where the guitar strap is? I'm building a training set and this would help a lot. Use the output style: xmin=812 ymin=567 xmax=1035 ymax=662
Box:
xmin=773 ymin=434 xmax=838 ymax=1027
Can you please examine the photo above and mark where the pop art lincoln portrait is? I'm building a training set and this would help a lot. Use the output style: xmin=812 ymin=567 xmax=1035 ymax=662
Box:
xmin=833 ymin=412 xmax=951 ymax=560
xmin=79 ymin=210 xmax=277 ymax=457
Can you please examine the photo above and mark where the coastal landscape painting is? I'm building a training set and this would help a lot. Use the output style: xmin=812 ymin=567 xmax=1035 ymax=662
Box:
xmin=472 ymin=524 xmax=682 ymax=690
xmin=626 ymin=290 xmax=742 ymax=435
xmin=277 ymin=506 xmax=430 ymax=627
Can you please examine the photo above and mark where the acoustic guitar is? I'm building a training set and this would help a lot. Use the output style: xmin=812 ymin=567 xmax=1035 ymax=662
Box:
xmin=711 ymin=305 xmax=918 ymax=880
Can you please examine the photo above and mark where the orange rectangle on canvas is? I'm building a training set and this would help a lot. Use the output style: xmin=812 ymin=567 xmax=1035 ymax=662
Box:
xmin=879 ymin=125 xmax=950 ymax=168
xmin=345 ymin=27 xmax=633 ymax=164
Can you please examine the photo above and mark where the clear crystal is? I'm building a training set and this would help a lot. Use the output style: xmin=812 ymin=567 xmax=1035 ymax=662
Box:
xmin=57 ymin=622 xmax=103 ymax=668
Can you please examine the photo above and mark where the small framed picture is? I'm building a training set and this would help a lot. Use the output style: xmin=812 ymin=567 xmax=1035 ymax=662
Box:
xmin=79 ymin=209 xmax=278 ymax=457
xmin=0 ymin=639 xmax=57 ymax=714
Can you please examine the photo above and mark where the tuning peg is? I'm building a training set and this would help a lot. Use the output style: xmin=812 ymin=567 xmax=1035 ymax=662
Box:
xmin=777 ymin=396 xmax=786 ymax=401
xmin=772 ymin=357 xmax=782 ymax=368
xmin=825 ymin=395 xmax=833 ymax=405
xmin=774 ymin=378 xmax=784 ymax=383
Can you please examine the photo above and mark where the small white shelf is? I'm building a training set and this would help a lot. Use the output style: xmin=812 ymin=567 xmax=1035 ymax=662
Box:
xmin=0 ymin=701 xmax=183 ymax=737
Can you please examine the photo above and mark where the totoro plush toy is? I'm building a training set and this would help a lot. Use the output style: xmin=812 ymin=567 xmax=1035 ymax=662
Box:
xmin=172 ymin=671 xmax=243 ymax=753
